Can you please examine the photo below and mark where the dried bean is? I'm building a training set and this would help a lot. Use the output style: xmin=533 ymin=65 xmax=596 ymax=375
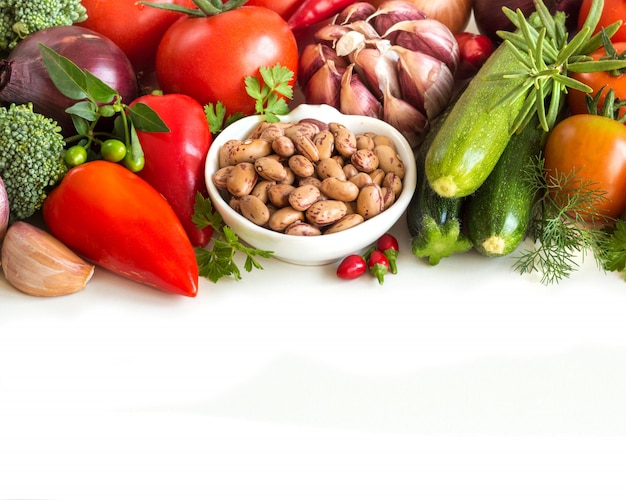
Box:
xmin=239 ymin=194 xmax=271 ymax=226
xmin=305 ymin=200 xmax=348 ymax=226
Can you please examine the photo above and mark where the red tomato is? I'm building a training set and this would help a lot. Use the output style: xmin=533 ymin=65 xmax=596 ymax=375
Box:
xmin=155 ymin=6 xmax=299 ymax=117
xmin=78 ymin=0 xmax=196 ymax=72
xmin=244 ymin=0 xmax=300 ymax=20
xmin=543 ymin=114 xmax=626 ymax=220
xmin=578 ymin=0 xmax=626 ymax=44
xmin=568 ymin=41 xmax=626 ymax=119
xmin=42 ymin=160 xmax=199 ymax=297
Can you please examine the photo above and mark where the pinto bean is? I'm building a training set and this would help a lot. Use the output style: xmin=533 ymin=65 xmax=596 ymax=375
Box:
xmin=288 ymin=184 xmax=322 ymax=211
xmin=320 ymin=177 xmax=360 ymax=202
xmin=356 ymin=183 xmax=384 ymax=220
xmin=226 ymin=162 xmax=258 ymax=197
xmin=239 ymin=194 xmax=271 ymax=226
xmin=305 ymin=200 xmax=348 ymax=226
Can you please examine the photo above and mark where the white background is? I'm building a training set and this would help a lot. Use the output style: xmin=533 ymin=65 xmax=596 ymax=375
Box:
xmin=1 ymin=11 xmax=626 ymax=500
xmin=2 ymin=213 xmax=625 ymax=499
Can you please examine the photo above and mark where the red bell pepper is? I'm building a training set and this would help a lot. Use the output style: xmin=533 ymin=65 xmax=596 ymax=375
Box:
xmin=130 ymin=93 xmax=214 ymax=248
xmin=42 ymin=160 xmax=199 ymax=297
xmin=287 ymin=0 xmax=356 ymax=30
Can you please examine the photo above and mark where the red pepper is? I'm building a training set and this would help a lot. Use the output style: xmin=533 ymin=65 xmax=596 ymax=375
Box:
xmin=42 ymin=160 xmax=199 ymax=297
xmin=376 ymin=233 xmax=399 ymax=274
xmin=367 ymin=249 xmax=390 ymax=285
xmin=287 ymin=0 xmax=356 ymax=30
xmin=336 ymin=254 xmax=367 ymax=280
xmin=129 ymin=93 xmax=213 ymax=248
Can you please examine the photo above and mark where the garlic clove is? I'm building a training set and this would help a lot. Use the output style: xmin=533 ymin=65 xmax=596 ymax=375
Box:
xmin=298 ymin=43 xmax=347 ymax=89
xmin=367 ymin=0 xmax=428 ymax=35
xmin=340 ymin=63 xmax=383 ymax=119
xmin=345 ymin=20 xmax=382 ymax=41
xmin=336 ymin=30 xmax=368 ymax=58
xmin=393 ymin=45 xmax=455 ymax=120
xmin=382 ymin=81 xmax=428 ymax=149
xmin=383 ymin=19 xmax=460 ymax=74
xmin=351 ymin=45 xmax=401 ymax=100
xmin=305 ymin=59 xmax=345 ymax=109
xmin=314 ymin=23 xmax=353 ymax=48
xmin=1 ymin=221 xmax=95 ymax=297
xmin=0 ymin=176 xmax=8 ymax=243
xmin=335 ymin=2 xmax=377 ymax=25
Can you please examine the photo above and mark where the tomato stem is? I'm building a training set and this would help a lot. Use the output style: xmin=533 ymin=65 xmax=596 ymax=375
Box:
xmin=139 ymin=0 xmax=248 ymax=17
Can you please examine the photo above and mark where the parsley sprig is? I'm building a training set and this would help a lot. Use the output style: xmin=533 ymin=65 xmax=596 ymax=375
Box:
xmin=192 ymin=193 xmax=274 ymax=283
xmin=205 ymin=63 xmax=294 ymax=134
xmin=600 ymin=220 xmax=626 ymax=273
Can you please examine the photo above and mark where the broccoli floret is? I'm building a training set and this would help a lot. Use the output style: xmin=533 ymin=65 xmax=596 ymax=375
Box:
xmin=0 ymin=102 xmax=68 ymax=223
xmin=0 ymin=0 xmax=88 ymax=53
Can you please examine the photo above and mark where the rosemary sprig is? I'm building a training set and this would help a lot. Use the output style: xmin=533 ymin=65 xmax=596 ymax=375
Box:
xmin=487 ymin=0 xmax=626 ymax=133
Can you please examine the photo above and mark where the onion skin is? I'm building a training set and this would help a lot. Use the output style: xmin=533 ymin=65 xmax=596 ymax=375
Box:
xmin=474 ymin=0 xmax=584 ymax=44
xmin=0 ymin=26 xmax=138 ymax=134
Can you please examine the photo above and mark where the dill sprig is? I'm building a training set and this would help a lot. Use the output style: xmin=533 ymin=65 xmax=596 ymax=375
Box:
xmin=513 ymin=155 xmax=612 ymax=284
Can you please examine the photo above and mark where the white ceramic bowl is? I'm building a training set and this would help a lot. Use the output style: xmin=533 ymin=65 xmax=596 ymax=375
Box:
xmin=204 ymin=104 xmax=417 ymax=266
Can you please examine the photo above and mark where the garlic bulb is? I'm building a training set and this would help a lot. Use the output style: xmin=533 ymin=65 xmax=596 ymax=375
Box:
xmin=298 ymin=0 xmax=459 ymax=148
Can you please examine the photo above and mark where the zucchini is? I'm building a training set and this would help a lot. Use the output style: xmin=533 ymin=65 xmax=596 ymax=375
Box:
xmin=425 ymin=41 xmax=527 ymax=199
xmin=407 ymin=98 xmax=473 ymax=266
xmin=465 ymin=114 xmax=546 ymax=257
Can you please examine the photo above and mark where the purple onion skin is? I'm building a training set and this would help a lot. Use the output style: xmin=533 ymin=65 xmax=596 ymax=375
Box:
xmin=474 ymin=0 xmax=584 ymax=44
xmin=0 ymin=26 xmax=138 ymax=134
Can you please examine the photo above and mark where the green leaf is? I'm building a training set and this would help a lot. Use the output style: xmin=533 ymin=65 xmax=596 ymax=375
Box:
xmin=204 ymin=102 xmax=227 ymax=134
xmin=65 ymin=100 xmax=99 ymax=121
xmin=600 ymin=220 xmax=626 ymax=271
xmin=38 ymin=43 xmax=88 ymax=101
xmin=127 ymin=102 xmax=170 ymax=132
xmin=84 ymin=70 xmax=118 ymax=104
xmin=128 ymin=122 xmax=144 ymax=160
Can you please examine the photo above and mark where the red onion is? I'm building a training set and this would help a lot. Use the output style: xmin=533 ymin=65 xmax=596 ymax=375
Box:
xmin=474 ymin=0 xmax=584 ymax=44
xmin=0 ymin=26 xmax=138 ymax=134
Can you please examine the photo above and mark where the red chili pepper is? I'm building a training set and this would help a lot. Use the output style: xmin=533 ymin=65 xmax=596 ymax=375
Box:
xmin=287 ymin=0 xmax=356 ymax=30
xmin=336 ymin=254 xmax=367 ymax=280
xmin=367 ymin=249 xmax=390 ymax=285
xmin=376 ymin=233 xmax=399 ymax=274
xmin=129 ymin=93 xmax=214 ymax=248
xmin=42 ymin=160 xmax=199 ymax=297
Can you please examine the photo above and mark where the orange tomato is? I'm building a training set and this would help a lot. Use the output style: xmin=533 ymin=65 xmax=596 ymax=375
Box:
xmin=543 ymin=114 xmax=626 ymax=220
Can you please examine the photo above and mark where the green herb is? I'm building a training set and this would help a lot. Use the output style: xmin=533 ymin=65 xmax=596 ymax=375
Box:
xmin=192 ymin=193 xmax=274 ymax=282
xmin=487 ymin=0 xmax=626 ymax=133
xmin=513 ymin=155 xmax=611 ymax=284
xmin=599 ymin=220 xmax=626 ymax=273
xmin=245 ymin=64 xmax=294 ymax=122
xmin=39 ymin=43 xmax=169 ymax=168
xmin=205 ymin=63 xmax=294 ymax=134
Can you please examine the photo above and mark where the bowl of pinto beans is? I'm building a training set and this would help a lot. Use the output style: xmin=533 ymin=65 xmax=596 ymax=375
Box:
xmin=204 ymin=104 xmax=417 ymax=266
